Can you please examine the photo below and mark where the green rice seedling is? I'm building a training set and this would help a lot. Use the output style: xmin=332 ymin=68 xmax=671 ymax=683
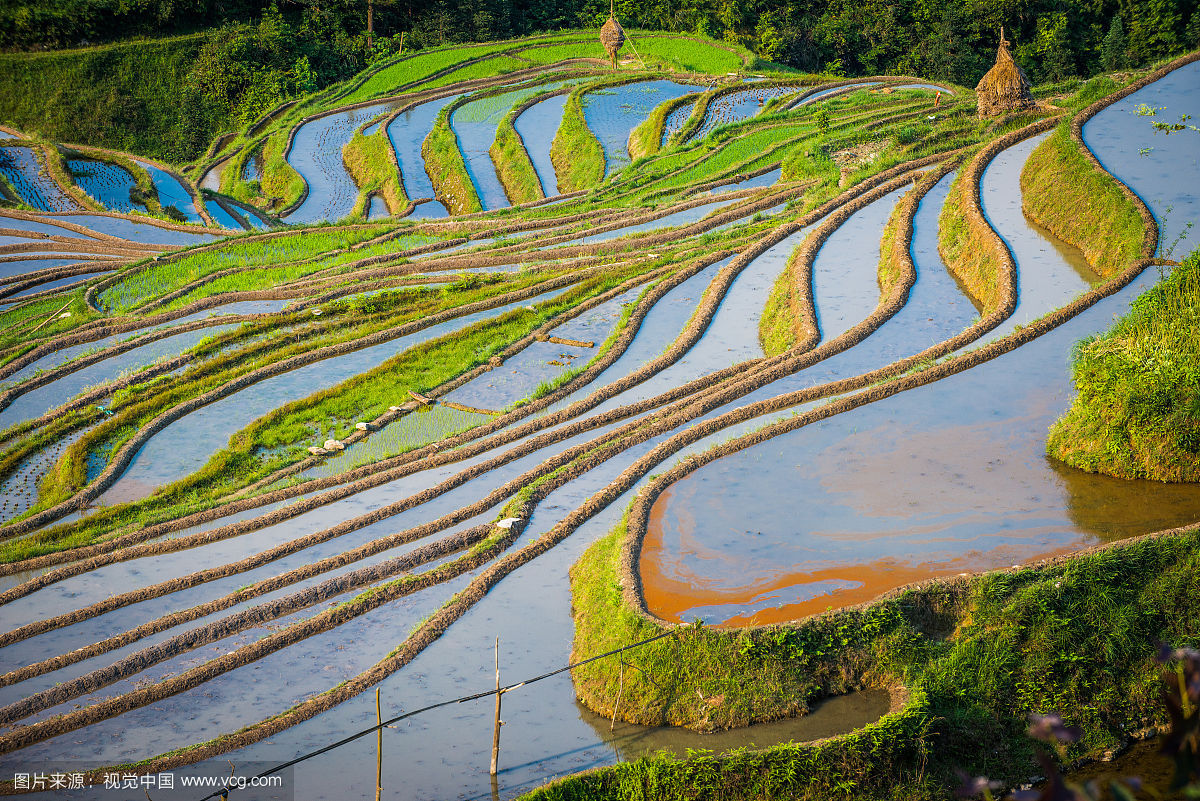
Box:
xmin=100 ymin=225 xmax=392 ymax=313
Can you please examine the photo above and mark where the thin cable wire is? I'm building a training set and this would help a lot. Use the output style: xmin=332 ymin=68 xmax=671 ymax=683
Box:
xmin=196 ymin=627 xmax=681 ymax=800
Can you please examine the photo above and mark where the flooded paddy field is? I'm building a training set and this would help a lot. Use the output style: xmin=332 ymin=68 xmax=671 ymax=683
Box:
xmin=0 ymin=33 xmax=1197 ymax=801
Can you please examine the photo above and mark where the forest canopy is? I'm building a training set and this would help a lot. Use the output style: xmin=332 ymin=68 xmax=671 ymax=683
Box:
xmin=3 ymin=0 xmax=1198 ymax=88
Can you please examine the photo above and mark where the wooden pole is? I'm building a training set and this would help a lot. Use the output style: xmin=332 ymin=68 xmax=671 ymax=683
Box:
xmin=23 ymin=299 xmax=72 ymax=335
xmin=375 ymin=688 xmax=383 ymax=793
xmin=399 ymin=31 xmax=405 ymax=56
xmin=490 ymin=637 xmax=502 ymax=776
xmin=610 ymin=662 xmax=626 ymax=732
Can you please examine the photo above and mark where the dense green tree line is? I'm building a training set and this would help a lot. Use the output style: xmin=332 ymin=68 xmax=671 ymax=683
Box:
xmin=0 ymin=8 xmax=378 ymax=161
xmin=1 ymin=0 xmax=1197 ymax=163
xmin=5 ymin=0 xmax=1198 ymax=87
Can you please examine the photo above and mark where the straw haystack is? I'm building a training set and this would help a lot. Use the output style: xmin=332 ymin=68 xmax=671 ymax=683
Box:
xmin=600 ymin=3 xmax=625 ymax=69
xmin=975 ymin=28 xmax=1036 ymax=117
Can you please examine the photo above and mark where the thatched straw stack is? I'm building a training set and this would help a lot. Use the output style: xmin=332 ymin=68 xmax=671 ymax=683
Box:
xmin=975 ymin=29 xmax=1036 ymax=117
xmin=600 ymin=13 xmax=625 ymax=69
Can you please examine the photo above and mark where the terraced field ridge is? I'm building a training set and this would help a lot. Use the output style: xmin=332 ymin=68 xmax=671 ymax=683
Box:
xmin=0 ymin=30 xmax=1198 ymax=801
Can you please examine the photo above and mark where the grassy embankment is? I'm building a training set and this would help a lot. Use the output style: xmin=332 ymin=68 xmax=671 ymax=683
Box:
xmin=422 ymin=105 xmax=483 ymax=215
xmin=491 ymin=97 xmax=552 ymax=205
xmin=0 ymin=34 xmax=206 ymax=163
xmin=1048 ymin=247 xmax=1199 ymax=482
xmin=256 ymin=130 xmax=307 ymax=213
xmin=758 ymin=245 xmax=810 ymax=356
xmin=0 ymin=292 xmax=97 ymax=358
xmin=342 ymin=127 xmax=407 ymax=216
xmin=550 ymin=88 xmax=606 ymax=193
xmin=627 ymin=91 xmax=697 ymax=159
xmin=937 ymin=169 xmax=1002 ymax=313
xmin=1012 ymin=79 xmax=1197 ymax=482
xmin=1020 ymin=123 xmax=1143 ymax=280
xmin=534 ymin=518 xmax=1200 ymax=800
xmin=2 ymin=263 xmax=646 ymax=561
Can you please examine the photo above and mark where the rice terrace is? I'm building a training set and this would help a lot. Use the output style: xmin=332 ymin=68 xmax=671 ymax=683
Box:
xmin=0 ymin=0 xmax=1198 ymax=798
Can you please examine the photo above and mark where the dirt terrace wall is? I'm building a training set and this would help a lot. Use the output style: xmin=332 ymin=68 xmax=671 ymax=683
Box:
xmin=617 ymin=247 xmax=1169 ymax=632
xmin=939 ymin=115 xmax=1061 ymax=311
xmin=0 ymin=154 xmax=1009 ymax=781
xmin=0 ymin=154 xmax=953 ymax=585
xmin=0 ymin=270 xmax=599 ymax=538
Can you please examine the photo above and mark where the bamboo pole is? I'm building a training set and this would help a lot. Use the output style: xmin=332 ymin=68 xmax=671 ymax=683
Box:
xmin=610 ymin=662 xmax=626 ymax=732
xmin=376 ymin=688 xmax=383 ymax=795
xmin=490 ymin=637 xmax=502 ymax=776
xmin=14 ymin=299 xmax=71 ymax=336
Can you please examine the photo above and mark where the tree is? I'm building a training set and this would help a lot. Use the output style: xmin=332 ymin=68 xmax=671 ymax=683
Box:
xmin=1124 ymin=0 xmax=1183 ymax=64
xmin=1101 ymin=16 xmax=1128 ymax=71
xmin=1034 ymin=12 xmax=1076 ymax=83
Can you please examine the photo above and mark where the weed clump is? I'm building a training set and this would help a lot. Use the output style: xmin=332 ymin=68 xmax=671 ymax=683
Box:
xmin=1048 ymin=248 xmax=1200 ymax=482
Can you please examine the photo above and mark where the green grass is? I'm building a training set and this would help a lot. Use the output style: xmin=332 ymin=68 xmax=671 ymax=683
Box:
xmin=492 ymin=108 xmax=547 ymax=205
xmin=1021 ymin=123 xmax=1145 ymax=278
xmin=160 ymin=234 xmax=440 ymax=310
xmin=550 ymin=90 xmax=605 ymax=193
xmin=422 ymin=104 xmax=483 ymax=215
xmin=342 ymin=128 xmax=407 ymax=216
xmin=99 ymin=225 xmax=391 ymax=313
xmin=654 ymin=124 xmax=806 ymax=191
xmin=1048 ymin=247 xmax=1200 ymax=482
xmin=633 ymin=36 xmax=747 ymax=74
xmin=0 ymin=34 xmax=208 ymax=163
xmin=259 ymin=130 xmax=306 ymax=212
xmin=936 ymin=169 xmax=995 ymax=313
xmin=535 ymin=517 xmax=1200 ymax=799
xmin=340 ymin=32 xmax=594 ymax=104
xmin=0 ymin=291 xmax=96 ymax=351
xmin=516 ymin=42 xmax=608 ymax=64
xmin=416 ymin=56 xmax=531 ymax=91
xmin=306 ymin=404 xmax=490 ymax=476
xmin=340 ymin=44 xmax=524 ymax=104
xmin=758 ymin=245 xmax=809 ymax=357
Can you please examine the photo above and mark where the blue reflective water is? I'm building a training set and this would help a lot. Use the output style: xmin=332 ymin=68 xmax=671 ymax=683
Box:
xmin=1082 ymin=59 xmax=1200 ymax=252
xmin=582 ymin=80 xmax=699 ymax=175
xmin=130 ymin=158 xmax=204 ymax=225
xmin=65 ymin=159 xmax=148 ymax=214
xmin=686 ymin=86 xmax=802 ymax=142
xmin=204 ymin=199 xmax=247 ymax=231
xmin=40 ymin=215 xmax=222 ymax=246
xmin=451 ymin=81 xmax=574 ymax=210
xmin=514 ymin=94 xmax=568 ymax=196
xmin=0 ymin=147 xmax=78 ymax=212
xmin=388 ymin=96 xmax=457 ymax=202
xmin=661 ymin=98 xmax=698 ymax=146
xmin=286 ymin=101 xmax=404 ymax=224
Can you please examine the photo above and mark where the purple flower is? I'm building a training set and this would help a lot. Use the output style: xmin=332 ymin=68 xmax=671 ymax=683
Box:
xmin=954 ymin=769 xmax=1002 ymax=798
xmin=1028 ymin=713 xmax=1082 ymax=744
